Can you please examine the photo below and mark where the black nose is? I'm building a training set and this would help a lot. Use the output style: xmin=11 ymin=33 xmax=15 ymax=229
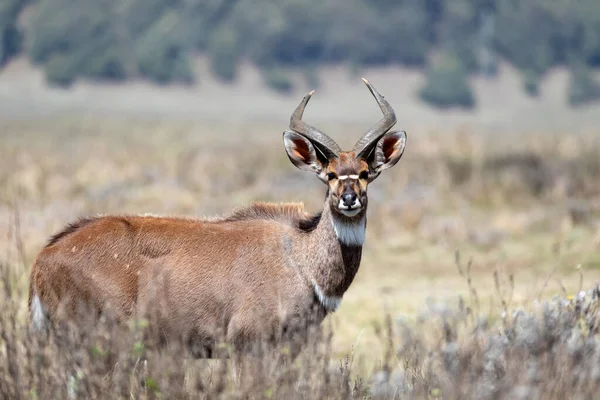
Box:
xmin=342 ymin=192 xmax=357 ymax=207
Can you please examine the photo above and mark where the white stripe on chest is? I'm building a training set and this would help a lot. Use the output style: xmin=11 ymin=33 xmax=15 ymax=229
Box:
xmin=313 ymin=281 xmax=342 ymax=312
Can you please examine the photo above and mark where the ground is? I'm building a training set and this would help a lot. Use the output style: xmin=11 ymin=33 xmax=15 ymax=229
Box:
xmin=0 ymin=60 xmax=599 ymax=397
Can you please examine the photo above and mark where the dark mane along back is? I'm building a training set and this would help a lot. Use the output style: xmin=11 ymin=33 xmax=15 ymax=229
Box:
xmin=45 ymin=217 xmax=98 ymax=248
xmin=221 ymin=202 xmax=321 ymax=232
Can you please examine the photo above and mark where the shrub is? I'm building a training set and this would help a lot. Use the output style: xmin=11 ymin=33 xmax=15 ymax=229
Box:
xmin=568 ymin=64 xmax=600 ymax=106
xmin=522 ymin=69 xmax=542 ymax=97
xmin=6 ymin=0 xmax=600 ymax=96
xmin=27 ymin=0 xmax=130 ymax=86
xmin=4 ymin=257 xmax=600 ymax=399
xmin=137 ymin=48 xmax=194 ymax=85
xmin=44 ymin=54 xmax=78 ymax=87
xmin=494 ymin=1 xmax=554 ymax=80
xmin=208 ymin=25 xmax=239 ymax=83
xmin=419 ymin=54 xmax=475 ymax=109
xmin=0 ymin=0 xmax=25 ymax=67
xmin=263 ymin=67 xmax=294 ymax=94
xmin=82 ymin=48 xmax=128 ymax=82
xmin=135 ymin=12 xmax=194 ymax=85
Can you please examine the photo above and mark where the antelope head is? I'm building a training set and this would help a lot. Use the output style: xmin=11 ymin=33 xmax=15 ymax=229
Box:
xmin=283 ymin=78 xmax=407 ymax=225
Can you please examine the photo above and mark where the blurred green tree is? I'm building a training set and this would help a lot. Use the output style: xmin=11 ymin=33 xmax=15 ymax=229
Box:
xmin=568 ymin=62 xmax=600 ymax=106
xmin=419 ymin=53 xmax=475 ymax=109
xmin=0 ymin=0 xmax=26 ymax=67
xmin=208 ymin=22 xmax=240 ymax=82
xmin=2 ymin=0 xmax=598 ymax=104
xmin=134 ymin=10 xmax=194 ymax=84
xmin=262 ymin=66 xmax=294 ymax=94
xmin=27 ymin=0 xmax=128 ymax=86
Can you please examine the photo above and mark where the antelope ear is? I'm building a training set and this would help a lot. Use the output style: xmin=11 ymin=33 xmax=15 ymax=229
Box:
xmin=283 ymin=130 xmax=324 ymax=175
xmin=367 ymin=130 xmax=407 ymax=178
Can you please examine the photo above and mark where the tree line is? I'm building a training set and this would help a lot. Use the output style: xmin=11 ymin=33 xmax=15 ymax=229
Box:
xmin=2 ymin=0 xmax=600 ymax=108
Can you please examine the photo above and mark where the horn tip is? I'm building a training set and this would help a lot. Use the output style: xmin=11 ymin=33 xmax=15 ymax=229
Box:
xmin=308 ymin=90 xmax=315 ymax=96
xmin=361 ymin=77 xmax=370 ymax=85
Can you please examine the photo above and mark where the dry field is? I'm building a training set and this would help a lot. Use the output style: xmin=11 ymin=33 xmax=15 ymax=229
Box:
xmin=1 ymin=112 xmax=599 ymax=398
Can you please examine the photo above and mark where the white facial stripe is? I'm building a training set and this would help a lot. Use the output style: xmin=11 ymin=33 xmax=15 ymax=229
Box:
xmin=337 ymin=175 xmax=359 ymax=181
xmin=313 ymin=281 xmax=342 ymax=312
xmin=332 ymin=215 xmax=366 ymax=245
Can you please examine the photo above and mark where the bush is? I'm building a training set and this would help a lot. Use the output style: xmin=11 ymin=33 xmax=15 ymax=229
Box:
xmin=494 ymin=1 xmax=554 ymax=82
xmin=8 ymin=0 xmax=600 ymax=92
xmin=419 ymin=55 xmax=475 ymax=109
xmin=523 ymin=69 xmax=541 ymax=97
xmin=0 ymin=25 xmax=22 ymax=67
xmin=137 ymin=47 xmax=194 ymax=85
xmin=27 ymin=0 xmax=130 ymax=86
xmin=4 ymin=257 xmax=600 ymax=399
xmin=208 ymin=25 xmax=239 ymax=83
xmin=263 ymin=67 xmax=294 ymax=94
xmin=135 ymin=12 xmax=194 ymax=85
xmin=387 ymin=259 xmax=600 ymax=399
xmin=44 ymin=54 xmax=78 ymax=87
xmin=437 ymin=0 xmax=479 ymax=72
xmin=0 ymin=0 xmax=25 ymax=67
xmin=568 ymin=64 xmax=600 ymax=106
xmin=42 ymin=48 xmax=127 ymax=88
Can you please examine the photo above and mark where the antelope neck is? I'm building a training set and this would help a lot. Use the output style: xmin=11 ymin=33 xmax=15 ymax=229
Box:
xmin=300 ymin=204 xmax=365 ymax=312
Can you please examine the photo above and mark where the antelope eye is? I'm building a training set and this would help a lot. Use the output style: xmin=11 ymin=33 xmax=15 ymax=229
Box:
xmin=359 ymin=171 xmax=369 ymax=180
xmin=327 ymin=172 xmax=337 ymax=181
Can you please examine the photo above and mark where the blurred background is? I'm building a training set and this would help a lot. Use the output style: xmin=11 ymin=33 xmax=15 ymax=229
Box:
xmin=1 ymin=0 xmax=600 ymax=361
xmin=1 ymin=0 xmax=600 ymax=130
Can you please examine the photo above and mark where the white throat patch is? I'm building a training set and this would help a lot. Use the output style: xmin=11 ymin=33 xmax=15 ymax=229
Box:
xmin=313 ymin=281 xmax=342 ymax=312
xmin=332 ymin=216 xmax=366 ymax=246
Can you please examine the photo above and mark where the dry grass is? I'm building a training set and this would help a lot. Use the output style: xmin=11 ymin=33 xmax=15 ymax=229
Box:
xmin=1 ymin=116 xmax=600 ymax=398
